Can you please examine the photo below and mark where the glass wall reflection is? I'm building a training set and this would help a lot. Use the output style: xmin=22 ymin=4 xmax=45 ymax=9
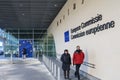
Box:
xmin=0 ymin=28 xmax=56 ymax=59
xmin=0 ymin=28 xmax=18 ymax=58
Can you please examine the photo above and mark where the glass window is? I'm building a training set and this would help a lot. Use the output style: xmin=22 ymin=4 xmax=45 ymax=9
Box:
xmin=68 ymin=9 xmax=69 ymax=15
xmin=57 ymin=21 xmax=59 ymax=26
xmin=63 ymin=15 xmax=65 ymax=20
xmin=60 ymin=19 xmax=62 ymax=23
xmin=73 ymin=3 xmax=76 ymax=10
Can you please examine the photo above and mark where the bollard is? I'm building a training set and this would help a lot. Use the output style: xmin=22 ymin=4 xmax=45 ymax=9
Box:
xmin=48 ymin=58 xmax=50 ymax=69
xmin=57 ymin=67 xmax=60 ymax=80
xmin=53 ymin=63 xmax=54 ymax=76
xmin=43 ymin=56 xmax=45 ymax=63
xmin=49 ymin=59 xmax=51 ymax=70
xmin=53 ymin=63 xmax=55 ymax=76
xmin=42 ymin=55 xmax=44 ymax=61
xmin=52 ymin=62 xmax=53 ymax=73
xmin=51 ymin=60 xmax=52 ymax=71
xmin=37 ymin=53 xmax=39 ymax=59
xmin=49 ymin=60 xmax=51 ymax=71
xmin=43 ymin=55 xmax=45 ymax=62
xmin=52 ymin=62 xmax=54 ymax=74
xmin=46 ymin=58 xmax=48 ymax=67
xmin=50 ymin=59 xmax=51 ymax=70
xmin=45 ymin=57 xmax=47 ymax=65
xmin=10 ymin=53 xmax=13 ymax=64
xmin=54 ymin=64 xmax=56 ymax=77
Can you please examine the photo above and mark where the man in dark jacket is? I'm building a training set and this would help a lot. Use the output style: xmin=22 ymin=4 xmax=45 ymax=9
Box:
xmin=73 ymin=46 xmax=85 ymax=80
xmin=22 ymin=48 xmax=27 ymax=59
xmin=61 ymin=49 xmax=71 ymax=79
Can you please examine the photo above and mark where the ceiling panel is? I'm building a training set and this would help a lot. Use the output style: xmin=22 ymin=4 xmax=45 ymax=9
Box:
xmin=0 ymin=0 xmax=67 ymax=30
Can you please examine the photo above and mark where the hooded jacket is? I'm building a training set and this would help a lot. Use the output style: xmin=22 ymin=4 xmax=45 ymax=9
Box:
xmin=73 ymin=50 xmax=85 ymax=65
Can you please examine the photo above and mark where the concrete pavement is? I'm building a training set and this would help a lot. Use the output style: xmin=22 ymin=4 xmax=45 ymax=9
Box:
xmin=0 ymin=59 xmax=55 ymax=80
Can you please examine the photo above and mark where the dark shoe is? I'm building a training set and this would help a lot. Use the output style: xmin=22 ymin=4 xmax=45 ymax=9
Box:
xmin=78 ymin=77 xmax=80 ymax=80
xmin=66 ymin=78 xmax=69 ymax=79
xmin=64 ymin=77 xmax=67 ymax=79
xmin=75 ymin=75 xmax=77 ymax=78
xmin=74 ymin=72 xmax=77 ymax=77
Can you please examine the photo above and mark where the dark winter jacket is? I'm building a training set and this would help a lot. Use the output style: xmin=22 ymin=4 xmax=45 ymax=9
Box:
xmin=61 ymin=53 xmax=71 ymax=71
xmin=73 ymin=50 xmax=85 ymax=65
xmin=23 ymin=48 xmax=27 ymax=55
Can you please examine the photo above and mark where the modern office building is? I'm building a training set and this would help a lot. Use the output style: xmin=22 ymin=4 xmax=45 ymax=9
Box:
xmin=0 ymin=0 xmax=120 ymax=80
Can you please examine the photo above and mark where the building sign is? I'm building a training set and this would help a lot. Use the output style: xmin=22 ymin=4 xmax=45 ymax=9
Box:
xmin=64 ymin=31 xmax=70 ymax=42
xmin=64 ymin=14 xmax=115 ymax=42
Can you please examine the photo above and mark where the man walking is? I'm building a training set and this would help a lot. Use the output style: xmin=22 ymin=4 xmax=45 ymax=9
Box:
xmin=22 ymin=48 xmax=27 ymax=59
xmin=73 ymin=46 xmax=85 ymax=80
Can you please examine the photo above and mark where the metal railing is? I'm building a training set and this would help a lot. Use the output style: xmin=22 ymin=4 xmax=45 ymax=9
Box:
xmin=42 ymin=55 xmax=101 ymax=80
xmin=42 ymin=55 xmax=60 ymax=80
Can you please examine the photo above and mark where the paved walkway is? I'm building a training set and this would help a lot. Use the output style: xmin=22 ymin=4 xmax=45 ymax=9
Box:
xmin=0 ymin=59 xmax=55 ymax=80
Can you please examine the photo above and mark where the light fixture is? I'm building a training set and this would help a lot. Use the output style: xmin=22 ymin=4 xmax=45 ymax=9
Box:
xmin=19 ymin=4 xmax=23 ymax=7
xmin=22 ymin=13 xmax=25 ymax=16
xmin=54 ymin=4 xmax=57 ymax=7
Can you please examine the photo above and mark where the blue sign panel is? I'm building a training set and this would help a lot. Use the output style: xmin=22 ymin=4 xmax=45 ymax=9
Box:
xmin=19 ymin=40 xmax=33 ymax=57
xmin=64 ymin=31 xmax=70 ymax=42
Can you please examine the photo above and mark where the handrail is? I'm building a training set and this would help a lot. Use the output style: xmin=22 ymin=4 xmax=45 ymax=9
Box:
xmin=56 ymin=54 xmax=96 ymax=69
xmin=83 ymin=62 xmax=96 ymax=68
xmin=43 ymin=55 xmax=100 ymax=80
xmin=42 ymin=55 xmax=61 ymax=80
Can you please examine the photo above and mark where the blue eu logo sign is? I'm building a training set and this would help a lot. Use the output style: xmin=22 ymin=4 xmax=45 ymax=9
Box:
xmin=64 ymin=31 xmax=70 ymax=42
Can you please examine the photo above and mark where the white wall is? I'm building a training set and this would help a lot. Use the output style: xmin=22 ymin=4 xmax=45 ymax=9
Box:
xmin=47 ymin=0 xmax=120 ymax=80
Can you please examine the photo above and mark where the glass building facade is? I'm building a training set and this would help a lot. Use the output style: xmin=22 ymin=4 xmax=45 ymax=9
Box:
xmin=0 ymin=28 xmax=56 ymax=59
xmin=0 ymin=28 xmax=18 ymax=58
